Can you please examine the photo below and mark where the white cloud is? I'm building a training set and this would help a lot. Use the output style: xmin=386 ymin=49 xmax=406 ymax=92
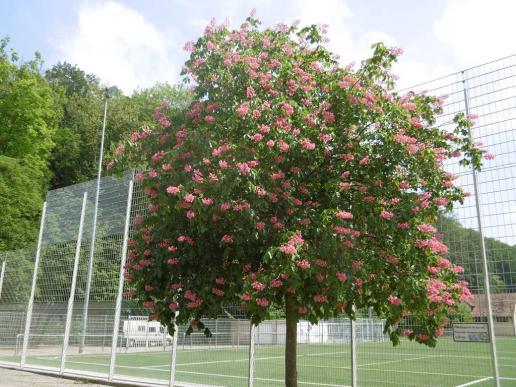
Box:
xmin=286 ymin=0 xmax=436 ymax=88
xmin=286 ymin=0 xmax=356 ymax=64
xmin=434 ymin=0 xmax=516 ymax=66
xmin=393 ymin=60 xmax=455 ymax=91
xmin=58 ymin=1 xmax=179 ymax=94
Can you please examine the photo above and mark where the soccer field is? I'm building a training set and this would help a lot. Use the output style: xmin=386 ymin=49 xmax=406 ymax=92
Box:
xmin=1 ymin=337 xmax=515 ymax=386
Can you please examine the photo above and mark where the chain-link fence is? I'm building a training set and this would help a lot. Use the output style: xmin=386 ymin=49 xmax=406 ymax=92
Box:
xmin=1 ymin=54 xmax=516 ymax=386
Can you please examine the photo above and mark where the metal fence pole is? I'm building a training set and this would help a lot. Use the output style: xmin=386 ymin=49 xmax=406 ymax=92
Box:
xmin=80 ymin=90 xmax=111 ymax=353
xmin=169 ymin=314 xmax=179 ymax=387
xmin=351 ymin=317 xmax=357 ymax=387
xmin=60 ymin=192 xmax=88 ymax=374
xmin=248 ymin=322 xmax=256 ymax=387
xmin=109 ymin=179 xmax=134 ymax=381
xmin=462 ymin=71 xmax=500 ymax=387
xmin=20 ymin=201 xmax=47 ymax=368
xmin=0 ymin=260 xmax=6 ymax=300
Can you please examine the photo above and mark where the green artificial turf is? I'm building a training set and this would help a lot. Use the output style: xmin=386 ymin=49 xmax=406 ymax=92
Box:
xmin=1 ymin=337 xmax=515 ymax=386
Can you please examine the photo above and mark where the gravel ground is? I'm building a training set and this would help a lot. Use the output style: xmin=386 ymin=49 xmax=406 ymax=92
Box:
xmin=0 ymin=368 xmax=108 ymax=386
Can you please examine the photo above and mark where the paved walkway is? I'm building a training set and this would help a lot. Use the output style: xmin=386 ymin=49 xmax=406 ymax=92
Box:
xmin=0 ymin=367 xmax=107 ymax=386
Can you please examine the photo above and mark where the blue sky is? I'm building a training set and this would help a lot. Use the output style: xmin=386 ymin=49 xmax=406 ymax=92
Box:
xmin=2 ymin=0 xmax=516 ymax=94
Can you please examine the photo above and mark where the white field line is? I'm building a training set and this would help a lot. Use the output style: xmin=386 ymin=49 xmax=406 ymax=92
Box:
xmin=358 ymin=366 xmax=489 ymax=379
xmin=455 ymin=376 xmax=493 ymax=387
xmin=147 ymin=351 xmax=348 ymax=369
xmin=174 ymin=369 xmax=349 ymax=387
xmin=500 ymin=377 xmax=516 ymax=380
xmin=357 ymin=354 xmax=442 ymax=368
xmin=58 ymin=359 xmax=349 ymax=387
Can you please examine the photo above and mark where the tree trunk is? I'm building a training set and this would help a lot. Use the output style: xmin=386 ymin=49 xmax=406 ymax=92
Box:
xmin=285 ymin=297 xmax=298 ymax=387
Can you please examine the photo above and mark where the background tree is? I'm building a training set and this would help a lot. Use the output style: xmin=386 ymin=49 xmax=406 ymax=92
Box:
xmin=0 ymin=37 xmax=57 ymax=175
xmin=46 ymin=63 xmax=192 ymax=189
xmin=0 ymin=37 xmax=58 ymax=252
xmin=115 ymin=16 xmax=489 ymax=386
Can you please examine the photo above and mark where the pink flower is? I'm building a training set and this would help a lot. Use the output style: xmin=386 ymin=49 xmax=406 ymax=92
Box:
xmin=256 ymin=298 xmax=269 ymax=307
xmin=167 ymin=186 xmax=180 ymax=195
xmin=427 ymin=266 xmax=439 ymax=275
xmin=143 ymin=301 xmax=155 ymax=309
xmin=410 ymin=117 xmax=423 ymax=128
xmin=296 ymin=260 xmax=310 ymax=269
xmin=255 ymin=186 xmax=266 ymax=196
xmin=434 ymin=198 xmax=448 ymax=206
xmin=236 ymin=102 xmax=250 ymax=116
xmin=336 ymin=211 xmax=353 ymax=220
xmin=300 ymin=138 xmax=315 ymax=150
xmin=380 ymin=211 xmax=394 ymax=219
xmin=283 ymin=103 xmax=294 ymax=116
xmin=280 ymin=244 xmax=297 ymax=255
xmin=186 ymin=210 xmax=196 ymax=219
xmin=184 ymin=194 xmax=195 ymax=203
xmin=250 ymin=133 xmax=263 ymax=142
xmin=313 ymin=294 xmax=327 ymax=303
xmin=402 ymin=102 xmax=417 ymax=111
xmin=417 ymin=224 xmax=437 ymax=233
xmin=394 ymin=134 xmax=417 ymax=144
xmin=241 ymin=292 xmax=252 ymax=301
xmin=256 ymin=221 xmax=265 ymax=230
xmin=252 ymin=281 xmax=266 ymax=291
xmin=169 ymin=302 xmax=178 ymax=311
xmin=336 ymin=272 xmax=347 ymax=282
xmin=236 ymin=162 xmax=251 ymax=174
xmin=246 ymin=86 xmax=256 ymax=98
xmin=221 ymin=234 xmax=234 ymax=243
xmin=359 ymin=156 xmax=369 ymax=165
xmin=388 ymin=295 xmax=401 ymax=305
xmin=270 ymin=279 xmax=283 ymax=287
xmin=298 ymin=306 xmax=308 ymax=314
xmin=212 ymin=288 xmax=225 ymax=297
xmin=202 ymin=198 xmax=213 ymax=206
xmin=403 ymin=329 xmax=413 ymax=337
xmin=278 ymin=141 xmax=289 ymax=152
xmin=484 ymin=152 xmax=496 ymax=160
xmin=218 ymin=160 xmax=229 ymax=169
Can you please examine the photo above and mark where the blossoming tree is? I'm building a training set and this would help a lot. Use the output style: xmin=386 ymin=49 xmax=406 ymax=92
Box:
xmin=115 ymin=15 xmax=486 ymax=386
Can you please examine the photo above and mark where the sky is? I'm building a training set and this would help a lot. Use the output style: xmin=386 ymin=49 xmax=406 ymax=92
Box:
xmin=1 ymin=0 xmax=516 ymax=94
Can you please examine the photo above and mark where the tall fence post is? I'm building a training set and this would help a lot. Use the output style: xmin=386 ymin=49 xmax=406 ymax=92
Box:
xmin=462 ymin=71 xmax=500 ymax=387
xmin=169 ymin=313 xmax=179 ymax=387
xmin=60 ymin=192 xmax=88 ymax=374
xmin=248 ymin=322 xmax=256 ymax=387
xmin=20 ymin=201 xmax=47 ymax=368
xmin=80 ymin=92 xmax=111 ymax=353
xmin=0 ymin=260 xmax=6 ymax=300
xmin=350 ymin=315 xmax=357 ymax=387
xmin=109 ymin=179 xmax=134 ymax=381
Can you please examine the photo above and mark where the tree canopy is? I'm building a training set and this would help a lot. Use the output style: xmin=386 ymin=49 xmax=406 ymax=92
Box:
xmin=114 ymin=15 xmax=488 ymax=386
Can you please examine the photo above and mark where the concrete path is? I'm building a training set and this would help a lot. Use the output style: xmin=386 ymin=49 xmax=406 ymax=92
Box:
xmin=0 ymin=367 xmax=107 ymax=386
